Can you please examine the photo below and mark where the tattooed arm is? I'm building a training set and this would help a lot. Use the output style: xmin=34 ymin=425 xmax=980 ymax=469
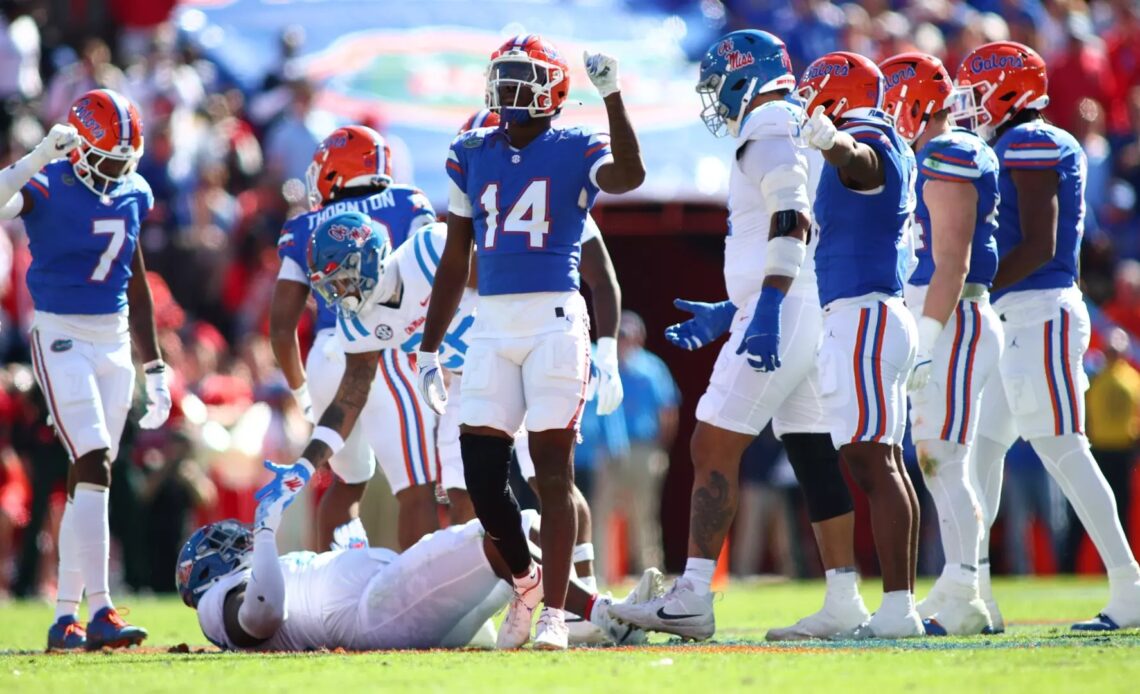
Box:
xmin=300 ymin=351 xmax=377 ymax=467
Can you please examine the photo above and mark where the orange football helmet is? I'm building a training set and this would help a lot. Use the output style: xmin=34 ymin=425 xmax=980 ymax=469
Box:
xmin=953 ymin=41 xmax=1049 ymax=135
xmin=67 ymin=89 xmax=144 ymax=198
xmin=458 ymin=108 xmax=500 ymax=135
xmin=306 ymin=125 xmax=392 ymax=209
xmin=797 ymin=51 xmax=885 ymax=121
xmin=486 ymin=34 xmax=570 ymax=122
xmin=880 ymin=52 xmax=956 ymax=143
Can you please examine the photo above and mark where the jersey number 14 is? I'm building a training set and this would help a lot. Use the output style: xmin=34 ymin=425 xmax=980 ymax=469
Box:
xmin=479 ymin=179 xmax=551 ymax=249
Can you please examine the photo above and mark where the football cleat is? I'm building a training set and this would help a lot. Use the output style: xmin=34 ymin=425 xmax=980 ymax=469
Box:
xmin=607 ymin=576 xmax=714 ymax=641
xmin=916 ymin=577 xmax=951 ymax=620
xmin=766 ymin=596 xmax=871 ymax=641
xmin=923 ymin=596 xmax=992 ymax=636
xmin=1071 ymin=613 xmax=1122 ymax=632
xmin=46 ymin=615 xmax=87 ymax=651
xmin=566 ymin=612 xmax=609 ymax=646
xmin=533 ymin=607 xmax=569 ymax=651
xmin=984 ymin=599 xmax=1005 ymax=634
xmin=852 ymin=608 xmax=923 ymax=640
xmin=496 ymin=567 xmax=544 ymax=650
xmin=85 ymin=607 xmax=147 ymax=650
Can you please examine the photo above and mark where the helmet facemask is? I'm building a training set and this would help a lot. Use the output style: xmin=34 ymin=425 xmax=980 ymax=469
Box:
xmin=72 ymin=136 xmax=143 ymax=199
xmin=310 ymin=242 xmax=391 ymax=318
xmin=486 ymin=55 xmax=563 ymax=123
xmin=697 ymin=72 xmax=759 ymax=138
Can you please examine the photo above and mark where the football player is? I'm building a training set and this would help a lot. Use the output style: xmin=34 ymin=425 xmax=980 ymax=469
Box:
xmin=797 ymin=52 xmax=922 ymax=638
xmin=269 ymin=125 xmax=438 ymax=552
xmin=610 ymin=30 xmax=869 ymax=642
xmin=955 ymin=41 xmax=1140 ymax=631
xmin=880 ymin=52 xmax=1003 ymax=635
xmin=416 ymin=35 xmax=644 ymax=649
xmin=0 ymin=89 xmax=171 ymax=649
xmin=175 ymin=459 xmax=662 ymax=652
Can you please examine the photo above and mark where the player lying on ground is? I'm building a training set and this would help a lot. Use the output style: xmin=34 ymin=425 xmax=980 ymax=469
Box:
xmin=175 ymin=461 xmax=661 ymax=651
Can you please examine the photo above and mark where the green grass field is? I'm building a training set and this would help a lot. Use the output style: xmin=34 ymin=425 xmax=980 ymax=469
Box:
xmin=1 ymin=576 xmax=1138 ymax=693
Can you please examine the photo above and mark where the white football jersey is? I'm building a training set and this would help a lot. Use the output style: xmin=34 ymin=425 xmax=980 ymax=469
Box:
xmin=725 ymin=99 xmax=822 ymax=307
xmin=336 ymin=222 xmax=474 ymax=370
xmin=197 ymin=548 xmax=397 ymax=651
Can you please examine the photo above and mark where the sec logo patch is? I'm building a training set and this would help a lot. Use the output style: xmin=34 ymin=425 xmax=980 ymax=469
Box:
xmin=375 ymin=324 xmax=393 ymax=340
xmin=51 ymin=339 xmax=73 ymax=352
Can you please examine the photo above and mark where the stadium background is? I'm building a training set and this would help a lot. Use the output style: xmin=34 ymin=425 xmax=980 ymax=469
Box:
xmin=0 ymin=0 xmax=1139 ymax=599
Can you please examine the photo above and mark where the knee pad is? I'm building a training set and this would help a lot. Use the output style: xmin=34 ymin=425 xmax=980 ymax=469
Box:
xmin=461 ymin=433 xmax=530 ymax=574
xmin=782 ymin=433 xmax=854 ymax=523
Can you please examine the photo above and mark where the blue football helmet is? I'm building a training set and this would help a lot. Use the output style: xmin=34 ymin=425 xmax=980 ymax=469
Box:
xmin=307 ymin=210 xmax=391 ymax=318
xmin=176 ymin=520 xmax=254 ymax=608
xmin=697 ymin=30 xmax=796 ymax=138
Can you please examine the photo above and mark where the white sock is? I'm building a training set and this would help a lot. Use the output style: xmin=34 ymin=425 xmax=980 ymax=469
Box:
xmin=572 ymin=543 xmax=595 ymax=592
xmin=879 ymin=590 xmax=915 ymax=617
xmin=940 ymin=563 xmax=980 ymax=594
xmin=55 ymin=500 xmax=84 ymax=620
xmin=824 ymin=567 xmax=859 ymax=602
xmin=918 ymin=440 xmax=983 ymax=571
xmin=972 ymin=435 xmax=1008 ymax=555
xmin=513 ymin=563 xmax=540 ymax=592
xmin=1031 ymin=434 xmax=1136 ymax=571
xmin=978 ymin=558 xmax=994 ymax=603
xmin=1108 ymin=562 xmax=1140 ymax=603
xmin=579 ymin=575 xmax=597 ymax=592
xmin=683 ymin=557 xmax=717 ymax=596
xmin=73 ymin=484 xmax=113 ymax=614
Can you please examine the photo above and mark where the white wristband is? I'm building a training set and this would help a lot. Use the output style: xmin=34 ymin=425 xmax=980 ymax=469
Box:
xmin=917 ymin=316 xmax=944 ymax=353
xmin=595 ymin=337 xmax=618 ymax=365
xmin=763 ymin=236 xmax=807 ymax=279
xmin=312 ymin=425 xmax=345 ymax=455
xmin=291 ymin=382 xmax=309 ymax=402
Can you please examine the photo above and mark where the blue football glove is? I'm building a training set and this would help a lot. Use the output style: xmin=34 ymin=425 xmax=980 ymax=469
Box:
xmin=664 ymin=298 xmax=736 ymax=351
xmin=736 ymin=286 xmax=785 ymax=372
xmin=254 ymin=459 xmax=313 ymax=531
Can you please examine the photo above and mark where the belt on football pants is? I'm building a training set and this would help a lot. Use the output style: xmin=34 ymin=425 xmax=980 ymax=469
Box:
xmin=960 ymin=283 xmax=988 ymax=302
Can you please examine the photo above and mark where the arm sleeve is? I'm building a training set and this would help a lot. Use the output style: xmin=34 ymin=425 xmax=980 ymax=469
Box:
xmin=581 ymin=213 xmax=601 ymax=242
xmin=448 ymin=179 xmax=473 ymax=217
xmin=236 ymin=527 xmax=287 ymax=640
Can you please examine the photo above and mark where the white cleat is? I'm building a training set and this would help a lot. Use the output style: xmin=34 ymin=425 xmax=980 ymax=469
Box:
xmin=589 ymin=569 xmax=665 ymax=646
xmin=467 ymin=619 xmax=498 ymax=649
xmin=853 ymin=609 xmax=924 ymax=639
xmin=916 ymin=578 xmax=951 ymax=620
xmin=608 ymin=576 xmax=714 ymax=641
xmin=496 ymin=568 xmax=544 ymax=650
xmin=566 ymin=612 xmax=609 ymax=646
xmin=766 ymin=596 xmax=872 ymax=641
xmin=533 ymin=608 xmax=569 ymax=650
xmin=924 ymin=596 xmax=992 ymax=636
xmin=985 ymin=599 xmax=1005 ymax=634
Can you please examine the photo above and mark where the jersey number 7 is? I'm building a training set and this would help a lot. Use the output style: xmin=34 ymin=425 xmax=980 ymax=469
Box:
xmin=90 ymin=219 xmax=127 ymax=282
xmin=479 ymin=179 xmax=552 ymax=249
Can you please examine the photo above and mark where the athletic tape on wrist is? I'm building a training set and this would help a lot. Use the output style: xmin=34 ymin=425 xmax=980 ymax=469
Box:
xmin=763 ymin=236 xmax=806 ymax=279
xmin=312 ymin=426 xmax=346 ymax=455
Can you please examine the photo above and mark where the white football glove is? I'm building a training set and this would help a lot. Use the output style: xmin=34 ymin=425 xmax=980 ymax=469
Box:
xmin=802 ymin=106 xmax=838 ymax=151
xmin=584 ymin=51 xmax=620 ymax=98
xmin=139 ymin=359 xmax=172 ymax=429
xmin=592 ymin=337 xmax=624 ymax=416
xmin=291 ymin=382 xmax=315 ymax=424
xmin=32 ymin=124 xmax=81 ymax=167
xmin=416 ymin=350 xmax=448 ymax=415
xmin=908 ymin=316 xmax=943 ymax=392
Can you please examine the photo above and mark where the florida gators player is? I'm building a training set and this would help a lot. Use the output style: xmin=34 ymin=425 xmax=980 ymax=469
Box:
xmin=954 ymin=41 xmax=1140 ymax=631
xmin=269 ymin=125 xmax=438 ymax=552
xmin=0 ymin=89 xmax=170 ymax=649
xmin=880 ymin=52 xmax=1002 ymax=635
xmin=416 ymin=35 xmax=645 ymax=650
xmin=795 ymin=52 xmax=922 ymax=638
xmin=175 ymin=458 xmax=661 ymax=651
xmin=611 ymin=30 xmax=870 ymax=643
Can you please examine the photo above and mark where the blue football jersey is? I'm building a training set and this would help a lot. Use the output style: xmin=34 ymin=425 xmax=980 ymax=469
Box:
xmin=22 ymin=160 xmax=153 ymax=315
xmin=446 ymin=125 xmax=612 ymax=296
xmin=909 ymin=128 xmax=1000 ymax=288
xmin=991 ymin=121 xmax=1085 ymax=300
xmin=814 ymin=116 xmax=917 ymax=307
xmin=276 ymin=185 xmax=435 ymax=332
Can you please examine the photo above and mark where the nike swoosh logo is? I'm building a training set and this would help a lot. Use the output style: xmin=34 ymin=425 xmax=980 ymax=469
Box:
xmin=657 ymin=606 xmax=703 ymax=620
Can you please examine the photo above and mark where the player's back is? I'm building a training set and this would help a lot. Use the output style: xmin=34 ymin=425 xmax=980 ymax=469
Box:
xmin=23 ymin=160 xmax=152 ymax=317
xmin=197 ymin=547 xmax=396 ymax=651
xmin=277 ymin=185 xmax=436 ymax=333
xmin=909 ymin=128 xmax=1000 ymax=288
xmin=725 ymin=99 xmax=823 ymax=306
xmin=990 ymin=121 xmax=1084 ymax=300
xmin=447 ymin=125 xmax=612 ymax=297
xmin=814 ymin=115 xmax=916 ymax=307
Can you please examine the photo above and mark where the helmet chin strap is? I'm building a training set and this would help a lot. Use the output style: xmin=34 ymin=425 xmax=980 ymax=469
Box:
xmin=726 ymin=77 xmax=759 ymax=138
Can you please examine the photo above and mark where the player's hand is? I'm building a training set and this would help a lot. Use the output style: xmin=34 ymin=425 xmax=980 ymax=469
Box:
xmin=415 ymin=350 xmax=447 ymax=415
xmin=584 ymin=51 xmax=620 ymax=98
xmin=802 ymin=106 xmax=838 ymax=151
xmin=291 ymin=382 xmax=315 ymax=424
xmin=665 ymin=298 xmax=736 ymax=351
xmin=908 ymin=316 xmax=943 ymax=392
xmin=254 ymin=459 xmax=314 ymax=531
xmin=33 ymin=124 xmax=81 ymax=165
xmin=592 ymin=337 xmax=624 ymax=416
xmin=139 ymin=360 xmax=172 ymax=429
xmin=736 ymin=287 xmax=784 ymax=372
